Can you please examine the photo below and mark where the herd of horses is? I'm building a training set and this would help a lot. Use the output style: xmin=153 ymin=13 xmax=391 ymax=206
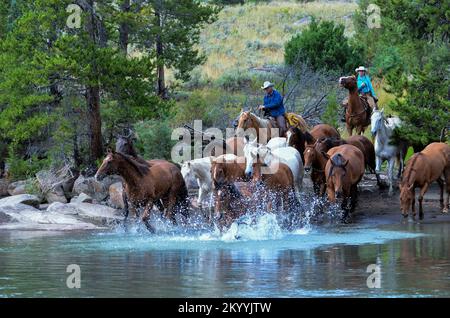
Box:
xmin=94 ymin=76 xmax=450 ymax=232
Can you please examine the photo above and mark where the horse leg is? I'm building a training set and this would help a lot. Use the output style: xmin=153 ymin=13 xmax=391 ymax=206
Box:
xmin=122 ymin=190 xmax=129 ymax=220
xmin=387 ymin=158 xmax=395 ymax=196
xmin=346 ymin=123 xmax=353 ymax=137
xmin=141 ymin=201 xmax=155 ymax=233
xmin=350 ymin=184 xmax=358 ymax=214
xmin=437 ymin=178 xmax=444 ymax=211
xmin=444 ymin=167 xmax=450 ymax=213
xmin=164 ymin=193 xmax=178 ymax=225
xmin=418 ymin=183 xmax=429 ymax=220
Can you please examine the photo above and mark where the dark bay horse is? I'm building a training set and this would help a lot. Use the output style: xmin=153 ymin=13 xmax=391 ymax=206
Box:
xmin=339 ymin=76 xmax=371 ymax=136
xmin=287 ymin=124 xmax=340 ymax=163
xmin=400 ymin=142 xmax=450 ymax=219
xmin=95 ymin=149 xmax=189 ymax=232
xmin=214 ymin=183 xmax=249 ymax=231
xmin=324 ymin=144 xmax=365 ymax=220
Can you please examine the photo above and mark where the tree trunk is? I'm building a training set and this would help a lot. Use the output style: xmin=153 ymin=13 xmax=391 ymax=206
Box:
xmin=119 ymin=0 xmax=130 ymax=55
xmin=155 ymin=9 xmax=167 ymax=99
xmin=87 ymin=86 xmax=103 ymax=164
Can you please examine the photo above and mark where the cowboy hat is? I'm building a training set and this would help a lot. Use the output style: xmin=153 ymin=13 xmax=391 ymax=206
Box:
xmin=355 ymin=66 xmax=367 ymax=72
xmin=261 ymin=81 xmax=274 ymax=89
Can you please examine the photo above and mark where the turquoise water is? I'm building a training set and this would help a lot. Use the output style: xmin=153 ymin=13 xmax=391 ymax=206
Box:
xmin=0 ymin=215 xmax=449 ymax=297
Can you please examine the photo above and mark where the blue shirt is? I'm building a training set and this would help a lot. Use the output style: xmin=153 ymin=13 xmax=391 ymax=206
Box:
xmin=263 ymin=89 xmax=285 ymax=117
xmin=357 ymin=74 xmax=376 ymax=97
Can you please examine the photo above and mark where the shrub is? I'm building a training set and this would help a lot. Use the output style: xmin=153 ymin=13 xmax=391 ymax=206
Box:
xmin=6 ymin=154 xmax=50 ymax=181
xmin=320 ymin=92 xmax=340 ymax=129
xmin=134 ymin=119 xmax=176 ymax=160
xmin=284 ymin=19 xmax=364 ymax=73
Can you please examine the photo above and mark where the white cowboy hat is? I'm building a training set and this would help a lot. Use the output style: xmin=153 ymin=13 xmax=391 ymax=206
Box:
xmin=261 ymin=81 xmax=274 ymax=89
xmin=355 ymin=66 xmax=367 ymax=72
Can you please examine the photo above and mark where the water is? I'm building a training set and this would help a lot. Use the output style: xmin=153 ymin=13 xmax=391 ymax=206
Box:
xmin=0 ymin=214 xmax=449 ymax=298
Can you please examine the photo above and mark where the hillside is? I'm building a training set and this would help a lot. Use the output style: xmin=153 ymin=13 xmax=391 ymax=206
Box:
xmin=186 ymin=1 xmax=358 ymax=85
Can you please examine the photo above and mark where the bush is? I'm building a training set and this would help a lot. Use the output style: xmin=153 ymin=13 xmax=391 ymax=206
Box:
xmin=134 ymin=119 xmax=175 ymax=160
xmin=6 ymin=154 xmax=50 ymax=181
xmin=284 ymin=19 xmax=364 ymax=73
xmin=320 ymin=92 xmax=340 ymax=128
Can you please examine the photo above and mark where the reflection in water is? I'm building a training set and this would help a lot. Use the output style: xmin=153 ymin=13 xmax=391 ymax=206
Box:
xmin=0 ymin=221 xmax=449 ymax=297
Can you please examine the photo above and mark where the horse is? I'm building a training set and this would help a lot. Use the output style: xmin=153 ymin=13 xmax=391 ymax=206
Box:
xmin=287 ymin=124 xmax=340 ymax=163
xmin=213 ymin=182 xmax=249 ymax=231
xmin=371 ymin=108 xmax=407 ymax=195
xmin=339 ymin=75 xmax=371 ymax=136
xmin=208 ymin=136 xmax=246 ymax=157
xmin=115 ymin=135 xmax=166 ymax=214
xmin=251 ymin=154 xmax=297 ymax=214
xmin=95 ymin=149 xmax=189 ymax=232
xmin=315 ymin=135 xmax=382 ymax=187
xmin=180 ymin=157 xmax=213 ymax=210
xmin=236 ymin=110 xmax=309 ymax=141
xmin=399 ymin=142 xmax=450 ymax=219
xmin=303 ymin=143 xmax=329 ymax=196
xmin=323 ymin=144 xmax=365 ymax=220
xmin=243 ymin=138 xmax=304 ymax=195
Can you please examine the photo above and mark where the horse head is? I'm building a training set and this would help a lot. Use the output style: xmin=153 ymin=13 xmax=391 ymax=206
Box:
xmin=370 ymin=108 xmax=385 ymax=136
xmin=95 ymin=148 xmax=119 ymax=181
xmin=399 ymin=181 xmax=415 ymax=217
xmin=243 ymin=136 xmax=259 ymax=177
xmin=303 ymin=142 xmax=318 ymax=173
xmin=327 ymin=153 xmax=349 ymax=198
xmin=339 ymin=75 xmax=358 ymax=91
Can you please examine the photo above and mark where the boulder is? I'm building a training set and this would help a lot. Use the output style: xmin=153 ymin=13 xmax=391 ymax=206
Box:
xmin=7 ymin=180 xmax=29 ymax=196
xmin=108 ymin=182 xmax=124 ymax=209
xmin=67 ymin=202 xmax=122 ymax=221
xmin=73 ymin=175 xmax=121 ymax=202
xmin=45 ymin=187 xmax=68 ymax=204
xmin=36 ymin=168 xmax=80 ymax=204
xmin=0 ymin=194 xmax=41 ymax=208
xmin=71 ymin=193 xmax=93 ymax=204
xmin=0 ymin=179 xmax=9 ymax=197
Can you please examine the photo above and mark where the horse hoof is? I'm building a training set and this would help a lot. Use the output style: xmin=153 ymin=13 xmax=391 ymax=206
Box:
xmin=442 ymin=209 xmax=449 ymax=214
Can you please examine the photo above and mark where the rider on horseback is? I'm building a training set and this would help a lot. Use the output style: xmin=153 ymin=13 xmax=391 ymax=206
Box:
xmin=355 ymin=66 xmax=378 ymax=109
xmin=258 ymin=81 xmax=287 ymax=136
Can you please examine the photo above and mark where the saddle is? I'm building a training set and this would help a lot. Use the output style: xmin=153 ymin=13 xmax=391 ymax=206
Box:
xmin=265 ymin=112 xmax=306 ymax=131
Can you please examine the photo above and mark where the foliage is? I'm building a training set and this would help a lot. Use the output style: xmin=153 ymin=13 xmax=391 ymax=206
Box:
xmin=284 ymin=19 xmax=364 ymax=73
xmin=320 ymin=92 xmax=340 ymax=128
xmin=134 ymin=119 xmax=176 ymax=160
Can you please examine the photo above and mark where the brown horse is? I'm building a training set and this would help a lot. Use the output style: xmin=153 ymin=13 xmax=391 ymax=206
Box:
xmin=316 ymin=135 xmax=382 ymax=187
xmin=399 ymin=142 xmax=450 ymax=219
xmin=95 ymin=149 xmax=189 ymax=232
xmin=214 ymin=182 xmax=249 ymax=230
xmin=210 ymin=154 xmax=247 ymax=187
xmin=251 ymin=156 xmax=297 ymax=213
xmin=339 ymin=76 xmax=371 ymax=136
xmin=236 ymin=110 xmax=309 ymax=141
xmin=324 ymin=144 xmax=365 ymax=220
xmin=303 ymin=143 xmax=329 ymax=196
xmin=287 ymin=124 xmax=340 ymax=163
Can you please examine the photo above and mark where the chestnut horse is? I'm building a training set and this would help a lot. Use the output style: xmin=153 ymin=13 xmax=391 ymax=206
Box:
xmin=287 ymin=124 xmax=340 ymax=163
xmin=214 ymin=182 xmax=250 ymax=230
xmin=95 ymin=150 xmax=189 ymax=232
xmin=339 ymin=76 xmax=371 ymax=136
xmin=251 ymin=155 xmax=297 ymax=214
xmin=210 ymin=154 xmax=247 ymax=187
xmin=324 ymin=144 xmax=365 ymax=220
xmin=316 ymin=136 xmax=382 ymax=187
xmin=236 ymin=110 xmax=309 ymax=141
xmin=400 ymin=142 xmax=450 ymax=219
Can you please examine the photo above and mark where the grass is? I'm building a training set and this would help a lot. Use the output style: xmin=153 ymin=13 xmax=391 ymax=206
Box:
xmin=168 ymin=1 xmax=358 ymax=85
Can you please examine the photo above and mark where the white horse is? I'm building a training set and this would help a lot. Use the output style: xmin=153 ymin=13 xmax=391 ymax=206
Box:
xmin=371 ymin=108 xmax=406 ymax=195
xmin=243 ymin=138 xmax=304 ymax=195
xmin=267 ymin=137 xmax=287 ymax=150
xmin=180 ymin=157 xmax=213 ymax=208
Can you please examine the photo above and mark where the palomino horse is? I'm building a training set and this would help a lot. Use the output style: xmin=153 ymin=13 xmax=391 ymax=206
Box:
xmin=95 ymin=150 xmax=189 ymax=232
xmin=236 ymin=110 xmax=309 ymax=141
xmin=324 ymin=144 xmax=365 ymax=220
xmin=339 ymin=76 xmax=371 ymax=136
xmin=400 ymin=142 xmax=450 ymax=219
xmin=371 ymin=109 xmax=407 ymax=195
xmin=287 ymin=124 xmax=340 ymax=163
xmin=315 ymin=135 xmax=382 ymax=187
xmin=243 ymin=138 xmax=304 ymax=195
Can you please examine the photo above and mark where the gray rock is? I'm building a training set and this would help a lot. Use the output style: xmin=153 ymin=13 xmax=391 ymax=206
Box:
xmin=0 ymin=194 xmax=41 ymax=208
xmin=108 ymin=182 xmax=124 ymax=209
xmin=71 ymin=193 xmax=93 ymax=204
xmin=0 ymin=179 xmax=9 ymax=197
xmin=67 ymin=202 xmax=122 ymax=221
xmin=45 ymin=187 xmax=68 ymax=204
xmin=73 ymin=175 xmax=121 ymax=201
xmin=7 ymin=180 xmax=29 ymax=196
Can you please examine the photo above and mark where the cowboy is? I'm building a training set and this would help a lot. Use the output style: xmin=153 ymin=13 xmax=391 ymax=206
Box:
xmin=258 ymin=81 xmax=287 ymax=136
xmin=355 ymin=66 xmax=378 ymax=109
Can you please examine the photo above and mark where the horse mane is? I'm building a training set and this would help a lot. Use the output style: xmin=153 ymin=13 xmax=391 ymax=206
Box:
xmin=328 ymin=153 xmax=347 ymax=178
xmin=116 ymin=151 xmax=150 ymax=176
xmin=304 ymin=131 xmax=315 ymax=144
xmin=322 ymin=137 xmax=346 ymax=150
xmin=403 ymin=153 xmax=422 ymax=186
